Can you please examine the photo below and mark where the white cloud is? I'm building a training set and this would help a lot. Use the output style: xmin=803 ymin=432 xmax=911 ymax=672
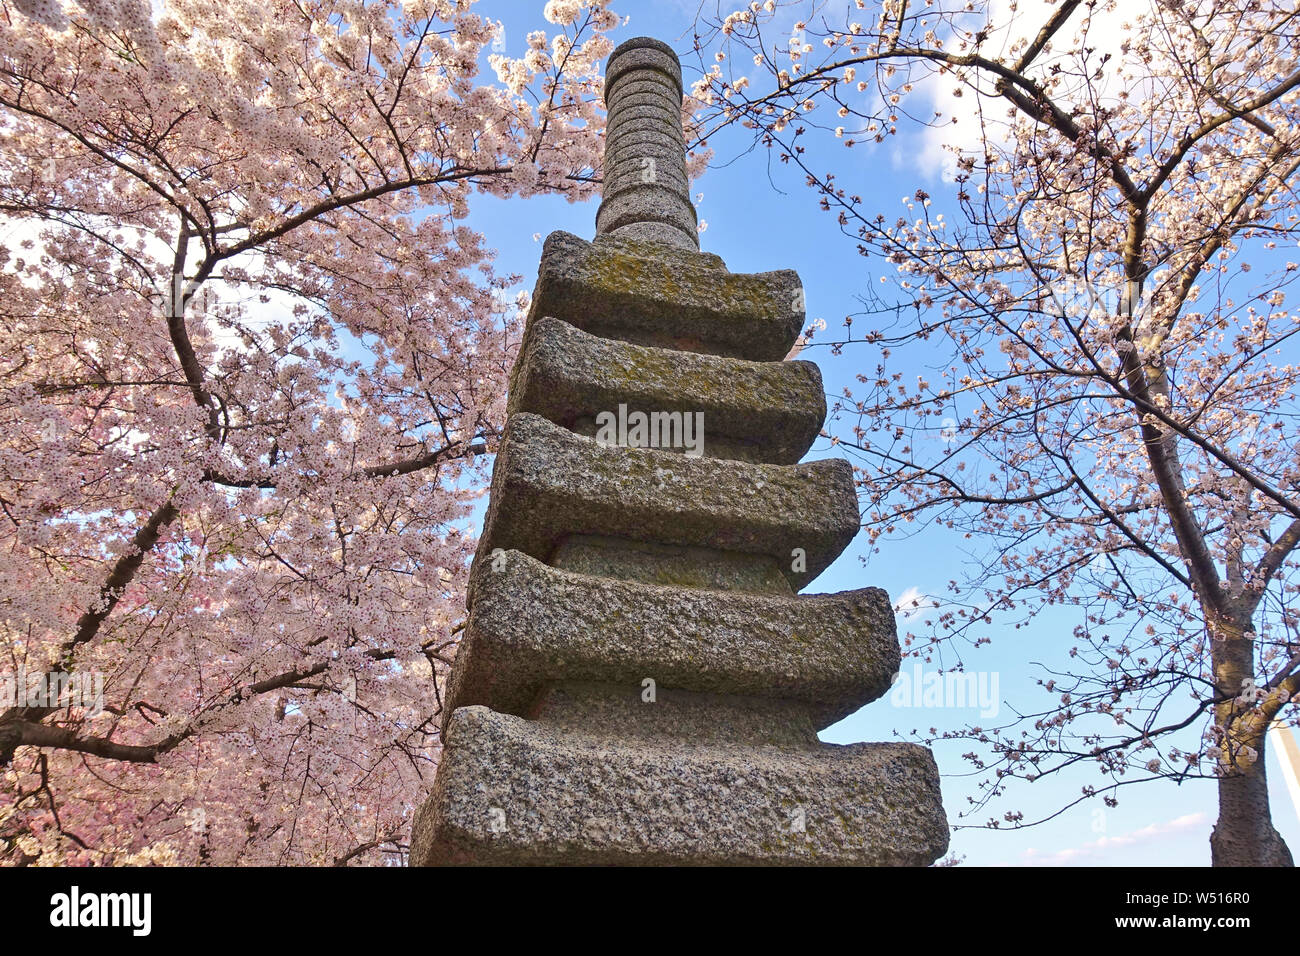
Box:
xmin=1015 ymin=812 xmax=1209 ymax=866
xmin=914 ymin=0 xmax=1151 ymax=181
xmin=894 ymin=585 xmax=939 ymax=620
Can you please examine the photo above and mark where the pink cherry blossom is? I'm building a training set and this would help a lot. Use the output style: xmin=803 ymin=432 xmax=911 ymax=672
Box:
xmin=694 ymin=0 xmax=1300 ymax=866
xmin=0 ymin=0 xmax=616 ymax=865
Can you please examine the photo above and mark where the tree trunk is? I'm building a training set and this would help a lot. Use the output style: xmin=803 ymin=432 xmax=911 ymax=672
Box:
xmin=1210 ymin=618 xmax=1294 ymax=866
xmin=1212 ymin=754 xmax=1292 ymax=865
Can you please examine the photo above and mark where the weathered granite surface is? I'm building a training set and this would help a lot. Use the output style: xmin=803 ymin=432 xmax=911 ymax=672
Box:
xmin=447 ymin=549 xmax=900 ymax=732
xmin=509 ymin=316 xmax=825 ymax=464
xmin=549 ymin=534 xmax=794 ymax=594
xmin=410 ymin=34 xmax=949 ymax=869
xmin=528 ymin=231 xmax=804 ymax=362
xmin=597 ymin=38 xmax=697 ymax=249
xmin=472 ymin=412 xmax=860 ymax=592
xmin=529 ymin=682 xmax=820 ymax=746
xmin=409 ymin=705 xmax=950 ymax=867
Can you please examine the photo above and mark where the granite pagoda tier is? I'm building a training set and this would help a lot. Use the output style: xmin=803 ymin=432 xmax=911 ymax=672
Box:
xmin=409 ymin=37 xmax=949 ymax=866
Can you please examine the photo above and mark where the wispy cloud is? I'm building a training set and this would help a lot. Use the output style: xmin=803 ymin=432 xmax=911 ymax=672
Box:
xmin=893 ymin=585 xmax=939 ymax=620
xmin=1014 ymin=812 xmax=1209 ymax=866
xmin=913 ymin=0 xmax=1150 ymax=181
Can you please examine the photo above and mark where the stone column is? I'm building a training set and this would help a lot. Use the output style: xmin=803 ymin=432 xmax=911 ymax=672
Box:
xmin=409 ymin=37 xmax=949 ymax=867
xmin=595 ymin=37 xmax=698 ymax=249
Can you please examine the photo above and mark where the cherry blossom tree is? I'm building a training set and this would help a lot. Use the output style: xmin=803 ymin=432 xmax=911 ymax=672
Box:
xmin=0 ymin=0 xmax=617 ymax=865
xmin=694 ymin=0 xmax=1300 ymax=865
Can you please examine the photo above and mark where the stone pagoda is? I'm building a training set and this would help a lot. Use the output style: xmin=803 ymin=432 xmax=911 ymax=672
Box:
xmin=409 ymin=37 xmax=948 ymax=866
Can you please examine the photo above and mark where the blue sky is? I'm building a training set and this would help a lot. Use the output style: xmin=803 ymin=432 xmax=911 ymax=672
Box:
xmin=460 ymin=0 xmax=1300 ymax=866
